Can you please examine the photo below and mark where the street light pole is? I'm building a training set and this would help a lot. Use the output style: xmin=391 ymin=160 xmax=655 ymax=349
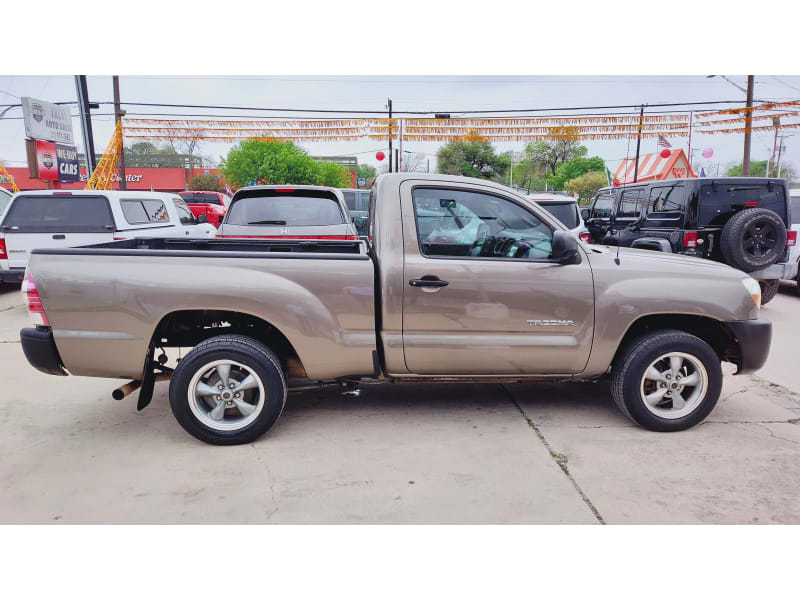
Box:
xmin=74 ymin=75 xmax=97 ymax=176
xmin=742 ymin=75 xmax=754 ymax=176
xmin=112 ymin=76 xmax=127 ymax=190
xmin=387 ymin=98 xmax=393 ymax=174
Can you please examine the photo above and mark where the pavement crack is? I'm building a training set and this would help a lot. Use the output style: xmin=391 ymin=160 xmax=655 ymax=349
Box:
xmin=749 ymin=422 xmax=800 ymax=447
xmin=720 ymin=387 xmax=748 ymax=403
xmin=501 ymin=385 xmax=605 ymax=525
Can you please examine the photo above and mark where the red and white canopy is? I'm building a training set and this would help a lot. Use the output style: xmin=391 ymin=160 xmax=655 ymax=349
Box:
xmin=613 ymin=149 xmax=696 ymax=185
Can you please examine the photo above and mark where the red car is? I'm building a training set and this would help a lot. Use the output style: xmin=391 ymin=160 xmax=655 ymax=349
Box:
xmin=178 ymin=191 xmax=231 ymax=228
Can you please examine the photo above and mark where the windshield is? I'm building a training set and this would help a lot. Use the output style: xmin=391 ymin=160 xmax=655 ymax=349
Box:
xmin=537 ymin=202 xmax=578 ymax=228
xmin=179 ymin=192 xmax=223 ymax=206
xmin=2 ymin=195 xmax=114 ymax=232
xmin=226 ymin=192 xmax=345 ymax=226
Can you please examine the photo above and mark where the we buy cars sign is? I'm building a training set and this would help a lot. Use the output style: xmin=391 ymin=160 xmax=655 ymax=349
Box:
xmin=31 ymin=140 xmax=81 ymax=181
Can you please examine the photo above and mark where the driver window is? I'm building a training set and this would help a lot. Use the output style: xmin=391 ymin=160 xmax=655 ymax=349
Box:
xmin=412 ymin=187 xmax=553 ymax=260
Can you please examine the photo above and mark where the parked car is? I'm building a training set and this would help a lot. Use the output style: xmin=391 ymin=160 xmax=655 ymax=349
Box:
xmin=583 ymin=178 xmax=796 ymax=304
xmin=21 ymin=173 xmax=769 ymax=444
xmin=789 ymin=188 xmax=800 ymax=293
xmin=177 ymin=190 xmax=231 ymax=228
xmin=0 ymin=190 xmax=216 ymax=283
xmin=338 ymin=188 xmax=371 ymax=237
xmin=525 ymin=193 xmax=590 ymax=243
xmin=216 ymin=185 xmax=358 ymax=240
xmin=0 ymin=187 xmax=12 ymax=217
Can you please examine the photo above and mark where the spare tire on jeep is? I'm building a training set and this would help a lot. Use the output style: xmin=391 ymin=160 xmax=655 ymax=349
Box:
xmin=720 ymin=208 xmax=786 ymax=271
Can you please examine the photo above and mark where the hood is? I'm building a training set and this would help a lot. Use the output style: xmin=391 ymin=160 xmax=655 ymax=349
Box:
xmin=588 ymin=245 xmax=742 ymax=275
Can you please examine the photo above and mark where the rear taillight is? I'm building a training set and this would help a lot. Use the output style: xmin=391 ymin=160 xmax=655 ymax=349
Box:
xmin=787 ymin=231 xmax=797 ymax=247
xmin=579 ymin=233 xmax=590 ymax=243
xmin=0 ymin=238 xmax=7 ymax=260
xmin=683 ymin=231 xmax=699 ymax=248
xmin=22 ymin=270 xmax=50 ymax=326
xmin=744 ymin=201 xmax=758 ymax=208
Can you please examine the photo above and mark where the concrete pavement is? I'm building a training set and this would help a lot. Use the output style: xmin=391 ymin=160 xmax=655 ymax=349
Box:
xmin=1 ymin=282 xmax=799 ymax=524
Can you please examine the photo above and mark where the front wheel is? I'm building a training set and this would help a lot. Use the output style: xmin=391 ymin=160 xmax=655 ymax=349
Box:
xmin=169 ymin=335 xmax=287 ymax=445
xmin=611 ymin=330 xmax=722 ymax=432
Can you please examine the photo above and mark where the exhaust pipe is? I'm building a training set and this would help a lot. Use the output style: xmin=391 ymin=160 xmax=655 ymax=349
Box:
xmin=112 ymin=374 xmax=171 ymax=401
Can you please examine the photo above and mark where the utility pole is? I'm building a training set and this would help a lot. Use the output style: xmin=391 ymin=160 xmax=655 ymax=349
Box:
xmin=742 ymin=75 xmax=754 ymax=176
xmin=633 ymin=105 xmax=644 ymax=183
xmin=112 ymin=76 xmax=127 ymax=190
xmin=74 ymin=75 xmax=97 ymax=176
xmin=776 ymin=135 xmax=785 ymax=179
xmin=387 ymin=98 xmax=393 ymax=174
xmin=769 ymin=117 xmax=780 ymax=178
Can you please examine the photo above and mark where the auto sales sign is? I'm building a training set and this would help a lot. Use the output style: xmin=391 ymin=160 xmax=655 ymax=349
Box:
xmin=22 ymin=96 xmax=75 ymax=145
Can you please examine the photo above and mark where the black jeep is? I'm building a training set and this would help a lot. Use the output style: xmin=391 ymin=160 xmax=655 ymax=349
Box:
xmin=583 ymin=177 xmax=796 ymax=304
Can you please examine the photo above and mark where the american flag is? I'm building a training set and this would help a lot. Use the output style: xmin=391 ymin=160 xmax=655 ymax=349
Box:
xmin=657 ymin=135 xmax=672 ymax=149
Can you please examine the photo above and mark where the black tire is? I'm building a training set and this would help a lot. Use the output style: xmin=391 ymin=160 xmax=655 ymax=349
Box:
xmin=759 ymin=279 xmax=780 ymax=305
xmin=168 ymin=334 xmax=287 ymax=445
xmin=720 ymin=208 xmax=786 ymax=271
xmin=611 ymin=330 xmax=722 ymax=432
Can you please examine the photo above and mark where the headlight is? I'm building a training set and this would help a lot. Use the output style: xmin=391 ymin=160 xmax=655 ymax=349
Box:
xmin=741 ymin=277 xmax=761 ymax=308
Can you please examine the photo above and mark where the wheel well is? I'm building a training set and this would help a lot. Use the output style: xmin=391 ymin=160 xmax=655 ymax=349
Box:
xmin=613 ymin=314 xmax=737 ymax=367
xmin=151 ymin=310 xmax=302 ymax=372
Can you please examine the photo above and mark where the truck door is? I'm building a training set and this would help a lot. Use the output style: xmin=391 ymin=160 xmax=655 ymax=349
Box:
xmin=400 ymin=181 xmax=595 ymax=375
xmin=586 ymin=189 xmax=615 ymax=243
xmin=613 ymin=188 xmax=646 ymax=247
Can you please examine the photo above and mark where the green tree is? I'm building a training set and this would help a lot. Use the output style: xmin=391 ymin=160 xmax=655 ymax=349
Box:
xmin=357 ymin=164 xmax=376 ymax=179
xmin=565 ymin=171 xmax=607 ymax=203
xmin=548 ymin=156 xmax=606 ymax=190
xmin=317 ymin=161 xmax=351 ymax=187
xmin=220 ymin=139 xmax=322 ymax=188
xmin=526 ymin=132 xmax=587 ymax=176
xmin=189 ymin=173 xmax=224 ymax=192
xmin=725 ymin=160 xmax=796 ymax=181
xmin=436 ymin=141 xmax=509 ymax=181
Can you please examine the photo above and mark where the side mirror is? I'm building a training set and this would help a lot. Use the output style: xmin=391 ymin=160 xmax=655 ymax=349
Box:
xmin=551 ymin=230 xmax=581 ymax=265
xmin=197 ymin=214 xmax=208 ymax=223
xmin=580 ymin=208 xmax=590 ymax=221
xmin=353 ymin=216 xmax=369 ymax=237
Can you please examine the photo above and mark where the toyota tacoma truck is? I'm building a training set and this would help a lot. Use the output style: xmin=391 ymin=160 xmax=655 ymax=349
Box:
xmin=19 ymin=174 xmax=771 ymax=445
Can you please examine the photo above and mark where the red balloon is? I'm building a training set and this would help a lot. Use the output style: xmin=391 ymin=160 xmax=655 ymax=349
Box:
xmin=376 ymin=151 xmax=385 ymax=161
xmin=660 ymin=148 xmax=672 ymax=158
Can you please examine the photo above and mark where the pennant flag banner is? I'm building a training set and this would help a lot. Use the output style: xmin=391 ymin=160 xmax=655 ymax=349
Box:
xmin=120 ymin=101 xmax=800 ymax=144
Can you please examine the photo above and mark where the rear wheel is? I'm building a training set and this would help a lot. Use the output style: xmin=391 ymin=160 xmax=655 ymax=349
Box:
xmin=759 ymin=280 xmax=780 ymax=305
xmin=611 ymin=330 xmax=722 ymax=432
xmin=169 ymin=335 xmax=287 ymax=445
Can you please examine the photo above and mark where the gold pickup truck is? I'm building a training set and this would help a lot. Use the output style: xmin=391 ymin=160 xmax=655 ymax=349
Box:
xmin=20 ymin=174 xmax=771 ymax=445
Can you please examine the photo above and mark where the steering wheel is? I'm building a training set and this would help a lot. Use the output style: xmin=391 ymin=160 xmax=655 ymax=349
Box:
xmin=513 ymin=242 xmax=532 ymax=258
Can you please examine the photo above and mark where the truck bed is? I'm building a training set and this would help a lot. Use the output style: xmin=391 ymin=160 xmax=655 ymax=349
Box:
xmin=29 ymin=237 xmax=376 ymax=381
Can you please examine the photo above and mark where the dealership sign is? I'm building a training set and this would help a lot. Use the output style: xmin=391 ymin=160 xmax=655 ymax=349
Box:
xmin=30 ymin=140 xmax=81 ymax=181
xmin=21 ymin=96 xmax=75 ymax=145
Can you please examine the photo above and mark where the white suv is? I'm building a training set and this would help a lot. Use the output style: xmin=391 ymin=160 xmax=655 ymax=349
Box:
xmin=0 ymin=190 xmax=216 ymax=283
xmin=525 ymin=193 xmax=590 ymax=243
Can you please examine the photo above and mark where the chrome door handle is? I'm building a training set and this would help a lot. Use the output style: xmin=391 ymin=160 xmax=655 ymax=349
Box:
xmin=409 ymin=278 xmax=448 ymax=288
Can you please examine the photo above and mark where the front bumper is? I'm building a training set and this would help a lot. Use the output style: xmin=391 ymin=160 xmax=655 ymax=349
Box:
xmin=722 ymin=317 xmax=772 ymax=375
xmin=0 ymin=269 xmax=24 ymax=284
xmin=20 ymin=327 xmax=68 ymax=376
xmin=748 ymin=261 xmax=797 ymax=281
